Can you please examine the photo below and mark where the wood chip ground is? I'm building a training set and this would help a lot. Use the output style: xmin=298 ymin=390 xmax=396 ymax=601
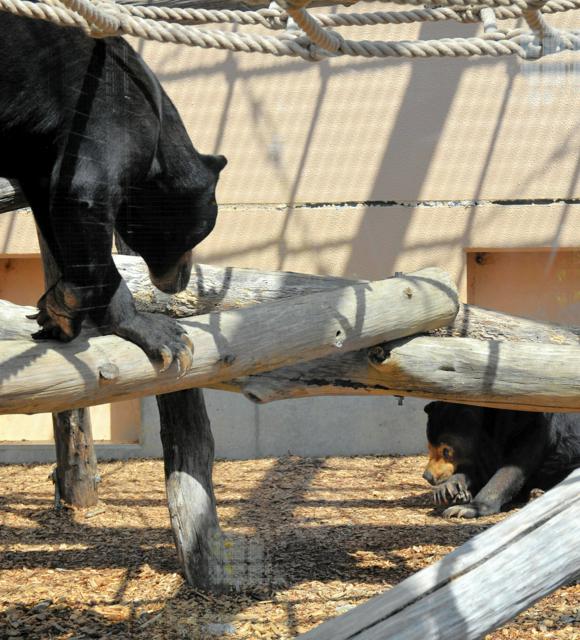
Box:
xmin=0 ymin=456 xmax=578 ymax=639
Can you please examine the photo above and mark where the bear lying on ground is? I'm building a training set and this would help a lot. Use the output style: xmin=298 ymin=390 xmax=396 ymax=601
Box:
xmin=422 ymin=401 xmax=580 ymax=518
xmin=0 ymin=13 xmax=226 ymax=370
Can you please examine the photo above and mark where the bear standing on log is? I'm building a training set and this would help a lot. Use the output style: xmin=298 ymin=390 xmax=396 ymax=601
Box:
xmin=0 ymin=13 xmax=226 ymax=370
xmin=423 ymin=401 xmax=580 ymax=518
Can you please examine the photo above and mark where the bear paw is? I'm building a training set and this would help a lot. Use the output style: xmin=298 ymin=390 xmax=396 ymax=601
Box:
xmin=433 ymin=477 xmax=472 ymax=506
xmin=115 ymin=311 xmax=194 ymax=375
xmin=29 ymin=281 xmax=83 ymax=342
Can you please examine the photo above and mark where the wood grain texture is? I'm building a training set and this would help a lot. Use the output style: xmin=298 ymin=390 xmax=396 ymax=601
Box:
xmin=298 ymin=469 xmax=580 ymax=640
xmin=366 ymin=336 xmax=580 ymax=411
xmin=0 ymin=267 xmax=458 ymax=414
xmin=114 ymin=255 xmax=580 ymax=345
xmin=52 ymin=409 xmax=99 ymax=508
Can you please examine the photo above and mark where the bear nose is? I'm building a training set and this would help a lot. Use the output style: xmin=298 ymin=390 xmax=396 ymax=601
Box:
xmin=423 ymin=469 xmax=435 ymax=485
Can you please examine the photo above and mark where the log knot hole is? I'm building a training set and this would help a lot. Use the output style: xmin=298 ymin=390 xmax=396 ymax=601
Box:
xmin=335 ymin=330 xmax=344 ymax=348
xmin=368 ymin=344 xmax=390 ymax=364
xmin=403 ymin=286 xmax=413 ymax=299
xmin=98 ymin=362 xmax=120 ymax=383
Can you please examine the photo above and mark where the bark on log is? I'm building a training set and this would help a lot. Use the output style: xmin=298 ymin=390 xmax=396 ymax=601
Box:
xmin=52 ymin=409 xmax=99 ymax=508
xmin=0 ymin=267 xmax=458 ymax=414
xmin=298 ymin=469 xmax=580 ymax=640
xmin=157 ymin=389 xmax=227 ymax=590
xmin=38 ymin=230 xmax=100 ymax=509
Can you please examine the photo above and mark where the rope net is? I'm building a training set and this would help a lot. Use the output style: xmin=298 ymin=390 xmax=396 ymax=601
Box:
xmin=0 ymin=0 xmax=579 ymax=59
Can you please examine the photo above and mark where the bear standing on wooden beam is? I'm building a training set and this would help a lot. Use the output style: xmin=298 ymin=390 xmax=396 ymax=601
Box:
xmin=422 ymin=401 xmax=580 ymax=518
xmin=0 ymin=13 xmax=226 ymax=371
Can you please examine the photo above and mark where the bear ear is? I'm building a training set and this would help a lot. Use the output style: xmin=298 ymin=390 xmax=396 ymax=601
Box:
xmin=423 ymin=400 xmax=444 ymax=416
xmin=203 ymin=154 xmax=228 ymax=175
xmin=424 ymin=401 xmax=437 ymax=415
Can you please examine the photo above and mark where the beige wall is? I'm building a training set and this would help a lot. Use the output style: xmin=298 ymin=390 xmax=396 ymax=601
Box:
xmin=467 ymin=249 xmax=580 ymax=324
xmin=130 ymin=9 xmax=580 ymax=205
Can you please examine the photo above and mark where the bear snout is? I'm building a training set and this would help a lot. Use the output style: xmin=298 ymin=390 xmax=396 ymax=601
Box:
xmin=149 ymin=252 xmax=193 ymax=294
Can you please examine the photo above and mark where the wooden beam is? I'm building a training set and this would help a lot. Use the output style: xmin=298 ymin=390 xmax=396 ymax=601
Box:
xmin=0 ymin=267 xmax=458 ymax=414
xmin=114 ymin=255 xmax=580 ymax=345
xmin=217 ymin=339 xmax=580 ymax=412
xmin=297 ymin=469 xmax=580 ymax=640
xmin=1 ymin=255 xmax=579 ymax=411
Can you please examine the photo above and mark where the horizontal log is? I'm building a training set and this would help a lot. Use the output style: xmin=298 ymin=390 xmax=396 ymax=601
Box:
xmin=115 ymin=255 xmax=358 ymax=316
xmin=1 ymin=299 xmax=578 ymax=412
xmin=115 ymin=255 xmax=580 ymax=345
xmin=298 ymin=468 xmax=580 ymax=640
xmin=220 ymin=336 xmax=580 ymax=411
xmin=368 ymin=335 xmax=580 ymax=411
xmin=1 ymin=255 xmax=579 ymax=411
xmin=0 ymin=267 xmax=458 ymax=414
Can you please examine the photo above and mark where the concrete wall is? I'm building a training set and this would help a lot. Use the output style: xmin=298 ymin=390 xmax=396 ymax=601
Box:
xmin=1 ymin=7 xmax=580 ymax=462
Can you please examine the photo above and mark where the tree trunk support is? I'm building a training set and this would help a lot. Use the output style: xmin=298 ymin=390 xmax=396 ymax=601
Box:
xmin=157 ymin=389 xmax=226 ymax=591
xmin=52 ymin=409 xmax=99 ymax=508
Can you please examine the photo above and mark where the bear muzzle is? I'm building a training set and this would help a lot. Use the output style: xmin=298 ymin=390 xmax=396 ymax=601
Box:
xmin=149 ymin=251 xmax=193 ymax=294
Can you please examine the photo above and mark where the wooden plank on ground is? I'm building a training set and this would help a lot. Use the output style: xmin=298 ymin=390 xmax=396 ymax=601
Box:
xmin=297 ymin=469 xmax=580 ymax=640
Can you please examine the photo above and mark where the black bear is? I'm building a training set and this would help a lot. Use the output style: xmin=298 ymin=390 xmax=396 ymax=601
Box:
xmin=0 ymin=13 xmax=226 ymax=370
xmin=422 ymin=401 xmax=580 ymax=518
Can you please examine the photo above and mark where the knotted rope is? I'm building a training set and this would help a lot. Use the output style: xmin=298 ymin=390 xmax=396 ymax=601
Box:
xmin=0 ymin=0 xmax=578 ymax=60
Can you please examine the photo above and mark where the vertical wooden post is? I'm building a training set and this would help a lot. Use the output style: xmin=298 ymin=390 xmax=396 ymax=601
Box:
xmin=52 ymin=409 xmax=99 ymax=508
xmin=157 ymin=389 xmax=226 ymax=590
xmin=37 ymin=230 xmax=99 ymax=508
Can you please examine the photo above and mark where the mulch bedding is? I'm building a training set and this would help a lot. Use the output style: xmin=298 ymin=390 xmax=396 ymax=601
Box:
xmin=0 ymin=456 xmax=578 ymax=640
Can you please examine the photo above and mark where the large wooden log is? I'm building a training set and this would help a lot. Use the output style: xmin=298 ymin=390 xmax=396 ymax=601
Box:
xmin=0 ymin=267 xmax=458 ymax=414
xmin=114 ymin=255 xmax=580 ymax=344
xmin=2 ymin=298 xmax=578 ymax=411
xmin=298 ymin=469 xmax=580 ymax=640
xmin=116 ymin=256 xmax=580 ymax=410
xmin=0 ymin=258 xmax=579 ymax=410
xmin=223 ymin=335 xmax=580 ymax=411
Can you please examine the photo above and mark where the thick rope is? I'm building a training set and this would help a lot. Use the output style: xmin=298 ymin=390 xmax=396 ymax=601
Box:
xmin=117 ymin=1 xmax=580 ymax=28
xmin=1 ymin=0 xmax=578 ymax=60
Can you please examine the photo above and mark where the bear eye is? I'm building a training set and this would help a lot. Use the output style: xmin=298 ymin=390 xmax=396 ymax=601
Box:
xmin=442 ymin=447 xmax=453 ymax=461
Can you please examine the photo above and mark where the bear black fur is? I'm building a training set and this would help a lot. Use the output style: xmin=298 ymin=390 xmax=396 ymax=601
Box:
xmin=0 ymin=13 xmax=226 ymax=368
xmin=423 ymin=401 xmax=580 ymax=518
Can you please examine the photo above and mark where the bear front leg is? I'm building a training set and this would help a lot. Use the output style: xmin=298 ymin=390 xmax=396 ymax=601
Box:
xmin=443 ymin=466 xmax=529 ymax=519
xmin=443 ymin=425 xmax=547 ymax=519
xmin=30 ymin=280 xmax=84 ymax=342
xmin=36 ymin=194 xmax=193 ymax=371
xmin=97 ymin=278 xmax=194 ymax=373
